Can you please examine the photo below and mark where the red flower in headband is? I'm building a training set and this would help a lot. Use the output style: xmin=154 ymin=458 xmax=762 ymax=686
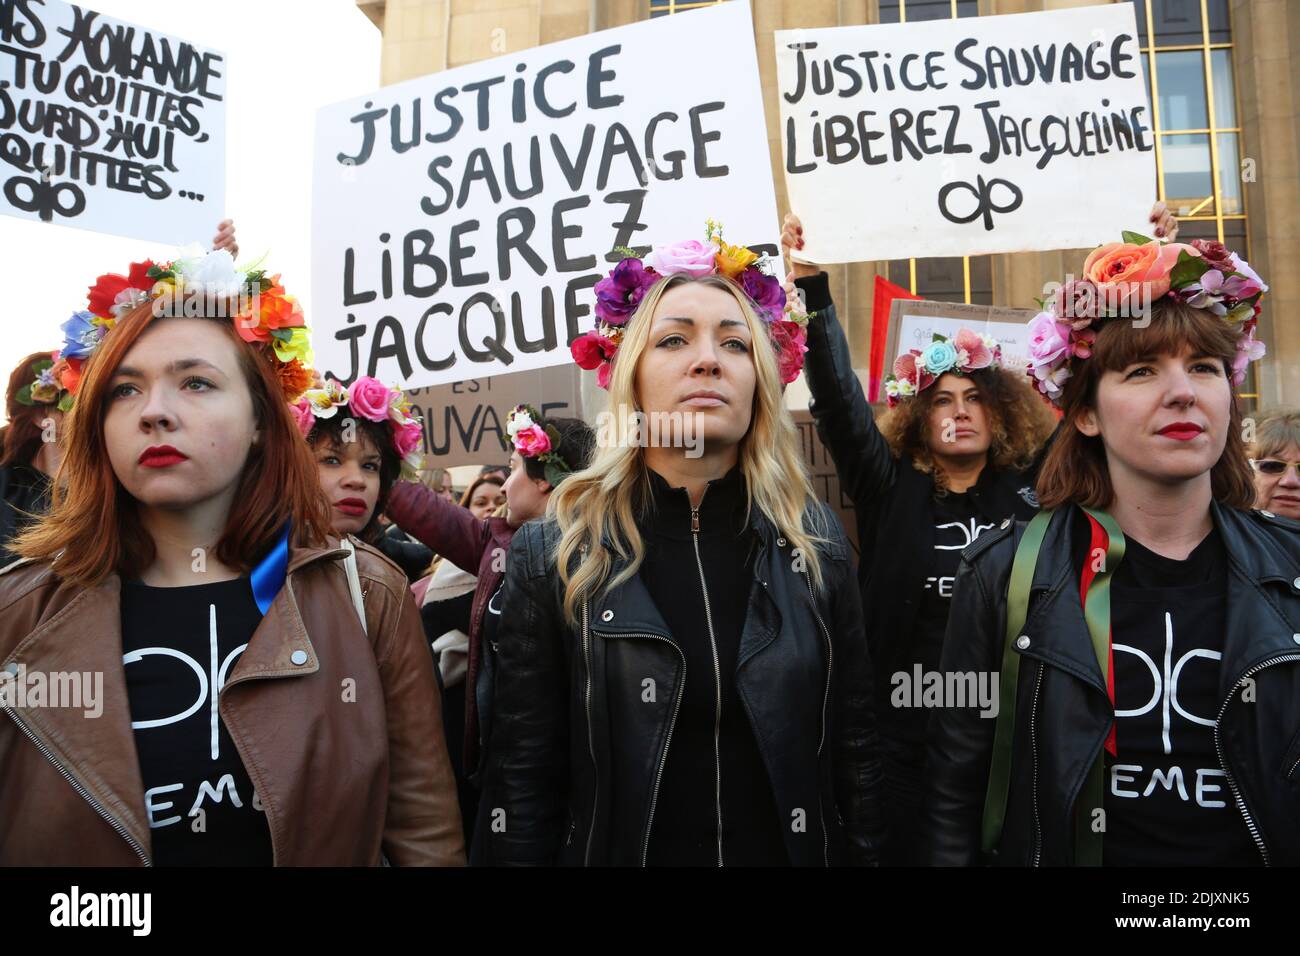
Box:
xmin=87 ymin=260 xmax=156 ymax=319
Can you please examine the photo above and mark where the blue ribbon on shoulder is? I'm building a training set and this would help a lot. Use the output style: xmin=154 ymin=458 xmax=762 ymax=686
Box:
xmin=249 ymin=521 xmax=291 ymax=617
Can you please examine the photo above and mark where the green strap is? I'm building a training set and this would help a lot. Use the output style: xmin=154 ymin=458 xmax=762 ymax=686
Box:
xmin=980 ymin=508 xmax=1054 ymax=858
xmin=1074 ymin=506 xmax=1126 ymax=867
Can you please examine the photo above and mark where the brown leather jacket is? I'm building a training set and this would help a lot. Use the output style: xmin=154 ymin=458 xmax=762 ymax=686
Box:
xmin=0 ymin=536 xmax=465 ymax=866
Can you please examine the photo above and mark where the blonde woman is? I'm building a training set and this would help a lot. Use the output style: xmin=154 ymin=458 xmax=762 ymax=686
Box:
xmin=483 ymin=232 xmax=882 ymax=866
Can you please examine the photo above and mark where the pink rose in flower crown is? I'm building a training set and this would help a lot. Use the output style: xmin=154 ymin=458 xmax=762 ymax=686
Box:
xmin=1026 ymin=311 xmax=1072 ymax=370
xmin=514 ymin=424 xmax=552 ymax=458
xmin=393 ymin=419 xmax=424 ymax=458
xmin=1054 ymin=278 xmax=1103 ymax=330
xmin=644 ymin=240 xmax=718 ymax=278
xmin=348 ymin=376 xmax=395 ymax=422
xmin=290 ymin=398 xmax=316 ymax=438
xmin=952 ymin=328 xmax=993 ymax=370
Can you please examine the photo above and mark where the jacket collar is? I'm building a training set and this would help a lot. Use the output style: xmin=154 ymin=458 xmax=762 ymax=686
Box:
xmin=1022 ymin=502 xmax=1300 ymax=698
xmin=4 ymin=538 xmax=347 ymax=860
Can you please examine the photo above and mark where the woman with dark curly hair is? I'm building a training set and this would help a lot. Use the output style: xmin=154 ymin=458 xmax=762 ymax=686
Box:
xmin=779 ymin=203 xmax=1178 ymax=864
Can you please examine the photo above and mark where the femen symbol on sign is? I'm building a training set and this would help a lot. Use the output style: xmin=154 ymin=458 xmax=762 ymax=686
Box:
xmin=937 ymin=175 xmax=1024 ymax=231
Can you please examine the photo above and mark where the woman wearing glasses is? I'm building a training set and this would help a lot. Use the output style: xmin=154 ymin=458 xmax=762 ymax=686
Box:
xmin=1249 ymin=408 xmax=1300 ymax=520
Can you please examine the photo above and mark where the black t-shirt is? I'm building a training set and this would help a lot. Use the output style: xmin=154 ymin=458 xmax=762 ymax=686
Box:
xmin=1104 ymin=527 xmax=1260 ymax=866
xmin=120 ymin=577 xmax=274 ymax=866
xmin=915 ymin=490 xmax=997 ymax=669
xmin=888 ymin=490 xmax=997 ymax=762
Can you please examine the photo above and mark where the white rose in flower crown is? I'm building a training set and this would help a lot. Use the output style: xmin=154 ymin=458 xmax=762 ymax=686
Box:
xmin=174 ymin=248 xmax=243 ymax=297
xmin=506 ymin=408 xmax=534 ymax=438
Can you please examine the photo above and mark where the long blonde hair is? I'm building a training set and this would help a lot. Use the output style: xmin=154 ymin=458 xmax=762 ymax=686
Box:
xmin=551 ymin=273 xmax=831 ymax=624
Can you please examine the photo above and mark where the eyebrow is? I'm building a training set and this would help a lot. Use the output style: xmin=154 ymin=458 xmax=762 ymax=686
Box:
xmin=113 ymin=358 xmax=223 ymax=379
xmin=658 ymin=316 xmax=749 ymax=330
xmin=1129 ymin=352 xmax=1219 ymax=364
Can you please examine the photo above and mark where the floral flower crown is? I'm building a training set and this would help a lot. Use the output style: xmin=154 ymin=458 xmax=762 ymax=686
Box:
xmin=1026 ymin=233 xmax=1268 ymax=406
xmin=503 ymin=403 xmax=573 ymax=487
xmin=884 ymin=329 xmax=1003 ymax=408
xmin=291 ymin=375 xmax=424 ymax=481
xmin=15 ymin=351 xmax=74 ymax=412
xmin=569 ymin=220 xmax=810 ymax=388
xmin=52 ymin=247 xmax=315 ymax=405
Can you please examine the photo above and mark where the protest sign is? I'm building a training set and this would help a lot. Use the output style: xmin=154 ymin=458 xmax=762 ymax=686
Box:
xmin=0 ymin=0 xmax=226 ymax=242
xmin=775 ymin=4 xmax=1155 ymax=262
xmin=311 ymin=0 xmax=779 ymax=390
xmin=404 ymin=365 xmax=582 ymax=469
xmin=887 ymin=299 xmax=1037 ymax=378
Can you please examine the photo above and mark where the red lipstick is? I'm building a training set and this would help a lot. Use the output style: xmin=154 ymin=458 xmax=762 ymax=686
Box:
xmin=138 ymin=445 xmax=188 ymax=468
xmin=334 ymin=497 xmax=369 ymax=517
xmin=1158 ymin=422 xmax=1204 ymax=441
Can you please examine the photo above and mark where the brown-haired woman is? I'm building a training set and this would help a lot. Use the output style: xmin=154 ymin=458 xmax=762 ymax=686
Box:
xmin=0 ymin=255 xmax=463 ymax=865
xmin=926 ymin=237 xmax=1299 ymax=866
xmin=0 ymin=352 xmax=66 ymax=568
xmin=1247 ymin=406 xmax=1300 ymax=520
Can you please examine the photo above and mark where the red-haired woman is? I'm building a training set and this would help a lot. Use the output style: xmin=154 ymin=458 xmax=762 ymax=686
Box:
xmin=0 ymin=221 xmax=239 ymax=569
xmin=926 ymin=233 xmax=1299 ymax=865
xmin=0 ymin=251 xmax=463 ymax=865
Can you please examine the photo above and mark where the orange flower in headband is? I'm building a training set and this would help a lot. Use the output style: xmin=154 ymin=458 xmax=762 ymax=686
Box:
xmin=235 ymin=276 xmax=303 ymax=344
xmin=276 ymin=359 xmax=314 ymax=402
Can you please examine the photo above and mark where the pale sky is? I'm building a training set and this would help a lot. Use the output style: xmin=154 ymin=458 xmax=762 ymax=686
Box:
xmin=0 ymin=0 xmax=381 ymax=414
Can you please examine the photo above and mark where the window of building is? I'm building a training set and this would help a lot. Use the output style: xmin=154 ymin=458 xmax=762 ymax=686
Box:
xmin=649 ymin=0 xmax=727 ymax=17
xmin=1129 ymin=0 xmax=1251 ymax=399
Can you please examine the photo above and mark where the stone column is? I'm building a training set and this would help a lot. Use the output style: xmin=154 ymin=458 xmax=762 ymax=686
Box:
xmin=1231 ymin=0 xmax=1300 ymax=407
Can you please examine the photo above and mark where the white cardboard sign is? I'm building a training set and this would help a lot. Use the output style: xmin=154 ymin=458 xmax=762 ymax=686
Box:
xmin=0 ymin=0 xmax=226 ymax=243
xmin=776 ymin=4 xmax=1156 ymax=263
xmin=311 ymin=0 xmax=780 ymax=389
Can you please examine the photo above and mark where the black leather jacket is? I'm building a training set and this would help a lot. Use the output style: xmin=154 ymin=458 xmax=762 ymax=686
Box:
xmin=481 ymin=498 xmax=883 ymax=866
xmin=795 ymin=273 xmax=1043 ymax=701
xmin=925 ymin=502 xmax=1300 ymax=866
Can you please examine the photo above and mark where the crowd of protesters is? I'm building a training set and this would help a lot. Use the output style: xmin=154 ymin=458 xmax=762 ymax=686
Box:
xmin=1 ymin=195 xmax=1297 ymax=867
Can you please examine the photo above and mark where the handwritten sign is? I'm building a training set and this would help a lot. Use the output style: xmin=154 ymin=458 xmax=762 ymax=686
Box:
xmin=0 ymin=0 xmax=226 ymax=242
xmin=887 ymin=298 xmax=1037 ymax=375
xmin=311 ymin=0 xmax=779 ymax=390
xmin=404 ymin=366 xmax=581 ymax=469
xmin=776 ymin=4 xmax=1155 ymax=262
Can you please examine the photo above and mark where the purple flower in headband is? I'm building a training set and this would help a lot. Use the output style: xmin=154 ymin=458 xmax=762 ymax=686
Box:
xmin=738 ymin=268 xmax=785 ymax=321
xmin=594 ymin=258 xmax=657 ymax=327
